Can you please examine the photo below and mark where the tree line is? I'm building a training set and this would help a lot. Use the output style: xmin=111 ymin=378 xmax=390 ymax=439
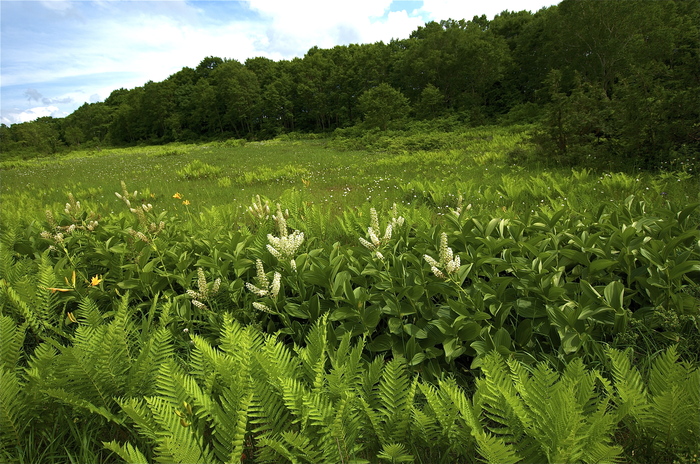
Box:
xmin=1 ymin=0 xmax=698 ymax=169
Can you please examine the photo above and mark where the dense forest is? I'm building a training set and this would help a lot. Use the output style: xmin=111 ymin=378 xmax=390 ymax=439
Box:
xmin=1 ymin=0 xmax=698 ymax=169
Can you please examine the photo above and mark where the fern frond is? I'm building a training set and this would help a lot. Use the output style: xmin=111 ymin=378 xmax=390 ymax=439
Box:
xmin=117 ymin=396 xmax=160 ymax=442
xmin=24 ymin=342 xmax=58 ymax=393
xmin=473 ymin=430 xmax=521 ymax=464
xmin=435 ymin=378 xmax=477 ymax=456
xmin=327 ymin=332 xmax=365 ymax=399
xmin=77 ymin=295 xmax=105 ymax=329
xmin=377 ymin=442 xmax=414 ymax=463
xmin=475 ymin=353 xmax=531 ymax=442
xmin=249 ymin=336 xmax=298 ymax=435
xmin=411 ymin=407 xmax=440 ymax=448
xmin=34 ymin=251 xmax=60 ymax=319
xmin=226 ymin=391 xmax=253 ymax=464
xmin=606 ymin=347 xmax=648 ymax=421
xmin=0 ymin=240 xmax=15 ymax=281
xmin=0 ymin=367 xmax=30 ymax=448
xmin=0 ymin=316 xmax=24 ymax=370
xmin=0 ymin=278 xmax=43 ymax=334
xmin=44 ymin=387 xmax=123 ymax=424
xmin=648 ymin=345 xmax=681 ymax=397
xmin=260 ymin=429 xmax=324 ymax=464
xmin=103 ymin=440 xmax=149 ymax=464
xmin=126 ymin=327 xmax=173 ymax=397
xmin=378 ymin=357 xmax=413 ymax=444
xmin=296 ymin=315 xmax=329 ymax=391
xmin=145 ymin=395 xmax=214 ymax=464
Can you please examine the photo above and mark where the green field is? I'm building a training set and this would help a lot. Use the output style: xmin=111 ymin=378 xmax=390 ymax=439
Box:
xmin=2 ymin=125 xmax=700 ymax=463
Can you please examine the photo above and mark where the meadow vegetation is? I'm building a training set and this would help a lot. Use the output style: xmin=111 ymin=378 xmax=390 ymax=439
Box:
xmin=1 ymin=124 xmax=699 ymax=463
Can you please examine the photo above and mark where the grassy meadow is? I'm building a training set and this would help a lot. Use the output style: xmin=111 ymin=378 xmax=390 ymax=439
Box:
xmin=1 ymin=125 xmax=700 ymax=463
xmin=2 ymin=124 xmax=696 ymax=229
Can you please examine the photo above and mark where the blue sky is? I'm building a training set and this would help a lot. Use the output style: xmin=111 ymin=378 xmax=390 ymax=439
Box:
xmin=1 ymin=0 xmax=558 ymax=125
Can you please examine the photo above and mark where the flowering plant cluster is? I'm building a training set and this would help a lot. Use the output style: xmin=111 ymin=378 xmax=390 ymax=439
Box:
xmin=248 ymin=194 xmax=271 ymax=220
xmin=423 ymin=232 xmax=460 ymax=279
xmin=266 ymin=203 xmax=304 ymax=264
xmin=358 ymin=205 xmax=405 ymax=260
xmin=245 ymin=259 xmax=281 ymax=313
xmin=40 ymin=193 xmax=98 ymax=245
xmin=186 ymin=267 xmax=221 ymax=310
xmin=115 ymin=181 xmax=165 ymax=242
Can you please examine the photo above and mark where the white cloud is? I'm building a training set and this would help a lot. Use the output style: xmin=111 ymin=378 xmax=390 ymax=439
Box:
xmin=16 ymin=106 xmax=68 ymax=123
xmin=246 ymin=0 xmax=409 ymax=53
xmin=419 ymin=0 xmax=557 ymax=22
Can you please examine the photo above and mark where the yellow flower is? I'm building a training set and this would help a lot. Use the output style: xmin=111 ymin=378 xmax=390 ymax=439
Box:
xmin=173 ymin=192 xmax=183 ymax=199
xmin=182 ymin=200 xmax=191 ymax=206
xmin=90 ymin=275 xmax=103 ymax=286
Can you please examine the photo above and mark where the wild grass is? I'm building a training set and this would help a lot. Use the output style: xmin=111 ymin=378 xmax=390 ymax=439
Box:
xmin=2 ymin=125 xmax=697 ymax=233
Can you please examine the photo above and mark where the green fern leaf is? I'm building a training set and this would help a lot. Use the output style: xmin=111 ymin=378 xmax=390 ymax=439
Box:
xmin=0 ymin=367 xmax=29 ymax=448
xmin=103 ymin=440 xmax=149 ymax=464
xmin=474 ymin=430 xmax=521 ymax=464
xmin=606 ymin=347 xmax=648 ymax=421
xmin=377 ymin=442 xmax=414 ymax=463
xmin=145 ymin=395 xmax=214 ymax=464
xmin=44 ymin=388 xmax=123 ymax=424
xmin=0 ymin=279 xmax=43 ymax=335
xmin=377 ymin=357 xmax=413 ymax=444
xmin=35 ymin=251 xmax=60 ymax=318
xmin=0 ymin=316 xmax=24 ymax=370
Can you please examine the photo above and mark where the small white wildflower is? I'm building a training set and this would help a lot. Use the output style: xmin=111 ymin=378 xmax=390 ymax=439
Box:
xmin=291 ymin=259 xmax=297 ymax=272
xmin=266 ymin=244 xmax=282 ymax=259
xmin=368 ymin=227 xmax=381 ymax=247
xmin=375 ymin=251 xmax=384 ymax=260
xmin=359 ymin=237 xmax=374 ymax=250
xmin=270 ymin=272 xmax=281 ymax=298
xmin=255 ymin=259 xmax=269 ymax=288
xmin=245 ymin=282 xmax=268 ymax=297
xmin=383 ymin=224 xmax=392 ymax=242
xmin=192 ymin=300 xmax=207 ymax=310
xmin=370 ymin=208 xmax=379 ymax=232
xmin=253 ymin=302 xmax=273 ymax=313
xmin=197 ymin=268 xmax=208 ymax=299
xmin=431 ymin=266 xmax=445 ymax=279
xmin=423 ymin=254 xmax=439 ymax=268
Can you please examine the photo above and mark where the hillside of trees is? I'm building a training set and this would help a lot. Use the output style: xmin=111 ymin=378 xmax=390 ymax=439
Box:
xmin=1 ymin=0 xmax=698 ymax=170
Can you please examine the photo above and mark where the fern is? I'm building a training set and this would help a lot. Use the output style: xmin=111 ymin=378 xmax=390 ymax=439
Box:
xmin=380 ymin=358 xmax=416 ymax=444
xmin=126 ymin=327 xmax=173 ymax=397
xmin=0 ymin=367 xmax=30 ymax=449
xmin=1 ymin=278 xmax=43 ymax=335
xmin=0 ymin=316 xmax=25 ymax=370
xmin=640 ymin=346 xmax=699 ymax=456
xmin=475 ymin=352 xmax=622 ymax=463
xmin=103 ymin=440 xmax=149 ymax=464
xmin=377 ymin=443 xmax=414 ymax=463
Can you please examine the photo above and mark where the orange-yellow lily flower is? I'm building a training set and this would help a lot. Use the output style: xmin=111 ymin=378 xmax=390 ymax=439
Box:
xmin=173 ymin=192 xmax=183 ymax=199
xmin=90 ymin=275 xmax=103 ymax=286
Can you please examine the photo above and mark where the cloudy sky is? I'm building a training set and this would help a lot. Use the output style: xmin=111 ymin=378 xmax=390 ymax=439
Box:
xmin=1 ymin=0 xmax=558 ymax=126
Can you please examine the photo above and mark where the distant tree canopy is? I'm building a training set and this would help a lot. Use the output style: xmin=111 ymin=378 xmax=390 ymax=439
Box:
xmin=2 ymin=0 xmax=698 ymax=170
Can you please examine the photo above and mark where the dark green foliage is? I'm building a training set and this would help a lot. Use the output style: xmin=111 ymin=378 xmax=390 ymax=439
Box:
xmin=3 ymin=0 xmax=697 ymax=172
xmin=358 ymin=84 xmax=411 ymax=131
